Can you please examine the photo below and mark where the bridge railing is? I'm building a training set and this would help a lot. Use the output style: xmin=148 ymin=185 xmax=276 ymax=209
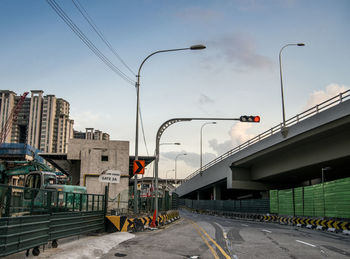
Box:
xmin=184 ymin=90 xmax=350 ymax=183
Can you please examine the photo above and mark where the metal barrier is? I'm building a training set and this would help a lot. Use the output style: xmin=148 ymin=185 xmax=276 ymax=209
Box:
xmin=0 ymin=214 xmax=50 ymax=257
xmin=0 ymin=184 xmax=105 ymax=217
xmin=184 ymin=90 xmax=350 ymax=182
xmin=128 ymin=194 xmax=175 ymax=214
xmin=0 ymin=184 xmax=106 ymax=257
xmin=182 ymin=198 xmax=270 ymax=214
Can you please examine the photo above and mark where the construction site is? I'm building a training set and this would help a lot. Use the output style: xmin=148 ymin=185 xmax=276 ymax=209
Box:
xmin=0 ymin=91 xmax=177 ymax=257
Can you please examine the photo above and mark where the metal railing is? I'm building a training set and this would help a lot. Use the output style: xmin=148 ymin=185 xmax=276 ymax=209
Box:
xmin=184 ymin=90 xmax=350 ymax=183
xmin=0 ymin=184 xmax=105 ymax=217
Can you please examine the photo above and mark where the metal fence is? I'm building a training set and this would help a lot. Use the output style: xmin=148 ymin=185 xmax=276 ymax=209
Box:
xmin=128 ymin=191 xmax=176 ymax=214
xmin=0 ymin=184 xmax=105 ymax=217
xmin=0 ymin=184 xmax=106 ymax=257
xmin=181 ymin=199 xmax=270 ymax=214
xmin=184 ymin=90 xmax=350 ymax=182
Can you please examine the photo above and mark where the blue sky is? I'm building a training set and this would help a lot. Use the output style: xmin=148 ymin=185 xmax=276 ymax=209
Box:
xmin=1 ymin=0 xmax=349 ymax=179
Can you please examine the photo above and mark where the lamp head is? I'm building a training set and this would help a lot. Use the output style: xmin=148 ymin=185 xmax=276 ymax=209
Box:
xmin=297 ymin=43 xmax=305 ymax=46
xmin=174 ymin=142 xmax=181 ymax=145
xmin=190 ymin=44 xmax=206 ymax=50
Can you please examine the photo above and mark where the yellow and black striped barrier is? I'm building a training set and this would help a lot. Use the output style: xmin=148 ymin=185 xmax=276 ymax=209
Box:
xmin=106 ymin=210 xmax=180 ymax=232
xmin=261 ymin=215 xmax=350 ymax=232
xmin=186 ymin=208 xmax=350 ymax=234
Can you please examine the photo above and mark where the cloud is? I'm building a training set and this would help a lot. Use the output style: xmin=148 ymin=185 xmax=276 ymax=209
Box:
xmin=209 ymin=123 xmax=254 ymax=155
xmin=175 ymin=7 xmax=221 ymax=23
xmin=205 ymin=33 xmax=274 ymax=72
xmin=208 ymin=139 xmax=233 ymax=155
xmin=161 ymin=151 xmax=216 ymax=168
xmin=199 ymin=94 xmax=215 ymax=105
xmin=304 ymin=83 xmax=349 ymax=110
xmin=71 ymin=110 xmax=112 ymax=131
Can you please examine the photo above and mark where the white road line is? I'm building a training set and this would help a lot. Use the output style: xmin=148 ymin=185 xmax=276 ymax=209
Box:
xmin=241 ymin=224 xmax=248 ymax=227
xmin=296 ymin=240 xmax=316 ymax=247
xmin=262 ymin=229 xmax=272 ymax=233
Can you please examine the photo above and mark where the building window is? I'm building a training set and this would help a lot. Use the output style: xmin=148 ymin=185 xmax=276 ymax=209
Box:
xmin=101 ymin=155 xmax=108 ymax=162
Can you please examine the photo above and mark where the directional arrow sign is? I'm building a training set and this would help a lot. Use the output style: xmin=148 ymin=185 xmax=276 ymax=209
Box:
xmin=133 ymin=160 xmax=145 ymax=175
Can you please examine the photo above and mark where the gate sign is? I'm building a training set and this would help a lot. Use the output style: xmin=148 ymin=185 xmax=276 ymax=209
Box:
xmin=98 ymin=170 xmax=121 ymax=183
xmin=133 ymin=160 xmax=145 ymax=175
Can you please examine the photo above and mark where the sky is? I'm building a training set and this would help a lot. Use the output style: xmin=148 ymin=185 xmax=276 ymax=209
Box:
xmin=1 ymin=0 xmax=349 ymax=180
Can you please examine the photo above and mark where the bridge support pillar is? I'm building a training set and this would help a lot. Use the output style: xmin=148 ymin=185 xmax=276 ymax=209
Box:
xmin=197 ymin=191 xmax=204 ymax=200
xmin=213 ymin=185 xmax=221 ymax=200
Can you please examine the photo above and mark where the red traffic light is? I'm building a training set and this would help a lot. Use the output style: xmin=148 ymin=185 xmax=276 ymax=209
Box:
xmin=240 ymin=116 xmax=260 ymax=123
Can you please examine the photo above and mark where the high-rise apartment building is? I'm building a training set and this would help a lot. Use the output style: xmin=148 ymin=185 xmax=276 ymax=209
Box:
xmin=0 ymin=90 xmax=74 ymax=153
xmin=73 ymin=128 xmax=110 ymax=141
xmin=27 ymin=90 xmax=43 ymax=148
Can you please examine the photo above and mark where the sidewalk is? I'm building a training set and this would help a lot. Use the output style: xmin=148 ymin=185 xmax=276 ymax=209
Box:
xmin=4 ymin=232 xmax=135 ymax=259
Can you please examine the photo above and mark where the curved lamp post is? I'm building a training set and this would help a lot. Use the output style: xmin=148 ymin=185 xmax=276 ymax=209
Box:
xmin=279 ymin=43 xmax=305 ymax=128
xmin=200 ymin=122 xmax=216 ymax=175
xmin=134 ymin=44 xmax=206 ymax=213
xmin=154 ymin=117 xmax=244 ymax=218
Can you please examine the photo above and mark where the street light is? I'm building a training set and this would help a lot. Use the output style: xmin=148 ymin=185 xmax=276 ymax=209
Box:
xmin=153 ymin=116 xmax=260 ymax=218
xmin=279 ymin=43 xmax=305 ymax=129
xmin=175 ymin=153 xmax=187 ymax=185
xmin=134 ymin=44 xmax=206 ymax=213
xmin=160 ymin=142 xmax=181 ymax=146
xmin=200 ymin=122 xmax=216 ymax=175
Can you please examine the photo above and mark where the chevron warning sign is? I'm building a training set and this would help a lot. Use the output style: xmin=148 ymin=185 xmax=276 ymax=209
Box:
xmin=133 ymin=160 xmax=145 ymax=175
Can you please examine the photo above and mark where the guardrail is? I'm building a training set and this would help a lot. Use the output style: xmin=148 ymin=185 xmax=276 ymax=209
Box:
xmin=184 ymin=90 xmax=350 ymax=182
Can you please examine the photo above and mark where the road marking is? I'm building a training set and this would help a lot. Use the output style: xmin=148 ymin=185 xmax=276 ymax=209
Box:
xmin=241 ymin=224 xmax=248 ymax=227
xmin=191 ymin=222 xmax=219 ymax=259
xmin=191 ymin=221 xmax=231 ymax=259
xmin=296 ymin=240 xmax=316 ymax=247
xmin=262 ymin=229 xmax=272 ymax=233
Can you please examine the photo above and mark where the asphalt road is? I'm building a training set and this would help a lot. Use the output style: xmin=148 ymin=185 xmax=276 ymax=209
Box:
xmin=103 ymin=209 xmax=350 ymax=259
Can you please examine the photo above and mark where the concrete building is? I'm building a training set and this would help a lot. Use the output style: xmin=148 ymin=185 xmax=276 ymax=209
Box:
xmin=67 ymin=139 xmax=130 ymax=211
xmin=0 ymin=90 xmax=74 ymax=153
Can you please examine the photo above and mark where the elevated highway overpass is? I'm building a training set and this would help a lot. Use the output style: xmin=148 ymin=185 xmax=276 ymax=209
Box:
xmin=176 ymin=90 xmax=350 ymax=200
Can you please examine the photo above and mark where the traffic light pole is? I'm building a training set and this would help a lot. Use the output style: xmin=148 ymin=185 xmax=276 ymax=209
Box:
xmin=154 ymin=116 xmax=260 ymax=218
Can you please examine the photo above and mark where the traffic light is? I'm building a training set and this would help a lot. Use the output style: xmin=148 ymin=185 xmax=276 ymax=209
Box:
xmin=240 ymin=115 xmax=260 ymax=123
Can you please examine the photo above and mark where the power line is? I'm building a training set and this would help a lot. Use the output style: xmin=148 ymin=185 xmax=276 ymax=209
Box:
xmin=46 ymin=0 xmax=135 ymax=86
xmin=72 ymin=0 xmax=136 ymax=76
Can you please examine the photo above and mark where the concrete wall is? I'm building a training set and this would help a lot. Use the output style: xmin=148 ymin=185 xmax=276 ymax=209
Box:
xmin=67 ymin=139 xmax=129 ymax=210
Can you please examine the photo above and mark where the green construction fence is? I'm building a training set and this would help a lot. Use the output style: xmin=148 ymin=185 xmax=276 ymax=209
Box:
xmin=270 ymin=177 xmax=350 ymax=219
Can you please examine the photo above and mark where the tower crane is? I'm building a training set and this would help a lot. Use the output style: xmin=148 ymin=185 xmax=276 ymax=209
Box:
xmin=0 ymin=92 xmax=29 ymax=145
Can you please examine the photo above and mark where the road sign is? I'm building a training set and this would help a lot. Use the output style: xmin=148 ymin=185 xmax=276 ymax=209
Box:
xmin=98 ymin=170 xmax=121 ymax=183
xmin=133 ymin=160 xmax=145 ymax=175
